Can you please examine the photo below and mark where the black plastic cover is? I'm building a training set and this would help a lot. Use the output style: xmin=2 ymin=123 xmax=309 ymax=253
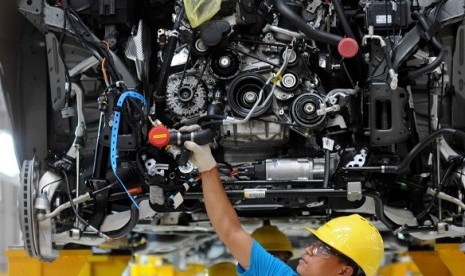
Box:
xmin=198 ymin=20 xmax=231 ymax=47
xmin=366 ymin=1 xmax=409 ymax=30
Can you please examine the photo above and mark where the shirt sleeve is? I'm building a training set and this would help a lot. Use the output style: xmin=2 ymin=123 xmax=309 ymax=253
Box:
xmin=238 ymin=240 xmax=297 ymax=276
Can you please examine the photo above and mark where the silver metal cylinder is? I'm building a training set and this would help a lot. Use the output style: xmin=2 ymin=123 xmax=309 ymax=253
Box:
xmin=264 ymin=157 xmax=334 ymax=180
xmin=34 ymin=193 xmax=50 ymax=211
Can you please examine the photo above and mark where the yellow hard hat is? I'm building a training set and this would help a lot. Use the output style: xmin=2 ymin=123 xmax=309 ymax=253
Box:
xmin=306 ymin=214 xmax=384 ymax=276
xmin=207 ymin=261 xmax=236 ymax=276
xmin=252 ymin=222 xmax=293 ymax=256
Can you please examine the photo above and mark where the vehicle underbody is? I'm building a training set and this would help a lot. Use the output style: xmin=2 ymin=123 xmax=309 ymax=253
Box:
xmin=7 ymin=0 xmax=465 ymax=261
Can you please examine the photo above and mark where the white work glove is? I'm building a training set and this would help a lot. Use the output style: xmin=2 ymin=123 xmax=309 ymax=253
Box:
xmin=179 ymin=125 xmax=217 ymax=172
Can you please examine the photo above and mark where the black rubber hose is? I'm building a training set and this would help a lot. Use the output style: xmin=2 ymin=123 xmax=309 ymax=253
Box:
xmin=197 ymin=114 xmax=228 ymax=122
xmin=153 ymin=7 xmax=185 ymax=103
xmin=406 ymin=12 xmax=446 ymax=80
xmin=103 ymin=197 xmax=142 ymax=239
xmin=197 ymin=114 xmax=227 ymax=128
xmin=199 ymin=120 xmax=225 ymax=128
xmin=396 ymin=128 xmax=465 ymax=173
xmin=406 ymin=44 xmax=444 ymax=80
xmin=332 ymin=0 xmax=355 ymax=39
xmin=364 ymin=191 xmax=397 ymax=230
xmin=273 ymin=0 xmax=342 ymax=46
xmin=154 ymin=36 xmax=179 ymax=103
xmin=323 ymin=150 xmax=330 ymax=188
xmin=169 ymin=128 xmax=215 ymax=146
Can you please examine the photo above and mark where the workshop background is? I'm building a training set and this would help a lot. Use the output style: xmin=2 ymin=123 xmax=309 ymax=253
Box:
xmin=0 ymin=0 xmax=23 ymax=274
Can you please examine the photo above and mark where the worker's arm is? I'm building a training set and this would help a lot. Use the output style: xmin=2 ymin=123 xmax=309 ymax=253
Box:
xmin=184 ymin=140 xmax=253 ymax=269
xmin=201 ymin=168 xmax=253 ymax=268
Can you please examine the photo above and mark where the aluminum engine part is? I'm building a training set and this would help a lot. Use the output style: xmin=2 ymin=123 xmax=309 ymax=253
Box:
xmin=264 ymin=156 xmax=337 ymax=181
xmin=221 ymin=117 xmax=289 ymax=147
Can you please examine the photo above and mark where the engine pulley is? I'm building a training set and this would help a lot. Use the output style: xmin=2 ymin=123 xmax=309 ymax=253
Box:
xmin=166 ymin=75 xmax=208 ymax=118
xmin=193 ymin=38 xmax=209 ymax=55
xmin=209 ymin=48 xmax=241 ymax=80
xmin=291 ymin=93 xmax=327 ymax=129
xmin=279 ymin=72 xmax=299 ymax=92
xmin=280 ymin=48 xmax=298 ymax=66
xmin=227 ymin=74 xmax=272 ymax=118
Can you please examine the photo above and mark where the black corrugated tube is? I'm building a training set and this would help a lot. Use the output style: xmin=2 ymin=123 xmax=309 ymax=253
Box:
xmin=273 ymin=0 xmax=343 ymax=46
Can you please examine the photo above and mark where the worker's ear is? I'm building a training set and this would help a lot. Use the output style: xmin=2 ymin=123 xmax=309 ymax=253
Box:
xmin=338 ymin=264 xmax=354 ymax=276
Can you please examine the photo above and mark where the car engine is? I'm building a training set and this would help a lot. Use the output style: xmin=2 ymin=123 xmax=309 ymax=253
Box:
xmin=12 ymin=0 xmax=465 ymax=260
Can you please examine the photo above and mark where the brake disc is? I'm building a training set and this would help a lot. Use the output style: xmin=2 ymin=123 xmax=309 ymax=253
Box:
xmin=19 ymin=159 xmax=40 ymax=258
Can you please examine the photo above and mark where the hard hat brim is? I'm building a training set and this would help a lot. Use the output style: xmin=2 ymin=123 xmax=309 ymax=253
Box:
xmin=304 ymin=227 xmax=321 ymax=242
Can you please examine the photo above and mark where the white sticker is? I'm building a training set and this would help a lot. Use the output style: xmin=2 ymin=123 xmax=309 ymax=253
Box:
xmin=376 ymin=15 xmax=392 ymax=24
xmin=244 ymin=189 xmax=267 ymax=199
xmin=171 ymin=192 xmax=184 ymax=209
xmin=322 ymin=137 xmax=335 ymax=151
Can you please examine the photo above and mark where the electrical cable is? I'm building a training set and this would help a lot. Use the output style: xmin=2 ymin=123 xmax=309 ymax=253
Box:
xmin=62 ymin=170 xmax=88 ymax=227
xmin=110 ymin=91 xmax=147 ymax=209
xmin=58 ymin=0 xmax=72 ymax=96
xmin=404 ymin=155 xmax=463 ymax=227
xmin=40 ymin=178 xmax=63 ymax=193
xmin=65 ymin=8 xmax=121 ymax=82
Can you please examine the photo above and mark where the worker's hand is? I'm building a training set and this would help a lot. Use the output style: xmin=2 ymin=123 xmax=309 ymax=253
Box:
xmin=179 ymin=124 xmax=217 ymax=172
xmin=183 ymin=141 xmax=216 ymax=173
xmin=178 ymin=124 xmax=201 ymax=133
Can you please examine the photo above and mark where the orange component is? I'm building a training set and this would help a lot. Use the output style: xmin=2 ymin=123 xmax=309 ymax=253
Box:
xmin=148 ymin=125 xmax=171 ymax=148
xmin=128 ymin=186 xmax=143 ymax=195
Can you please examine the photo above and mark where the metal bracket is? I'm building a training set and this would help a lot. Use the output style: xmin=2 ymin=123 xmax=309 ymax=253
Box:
xmin=347 ymin=182 xmax=362 ymax=202
xmin=369 ymin=83 xmax=409 ymax=146
xmin=45 ymin=33 xmax=67 ymax=111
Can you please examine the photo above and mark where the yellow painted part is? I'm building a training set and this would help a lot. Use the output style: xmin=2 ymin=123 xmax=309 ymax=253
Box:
xmin=378 ymin=262 xmax=422 ymax=276
xmin=130 ymin=255 xmax=175 ymax=276
xmin=130 ymin=256 xmax=206 ymax=276
xmin=436 ymin=244 xmax=465 ymax=276
xmin=409 ymin=243 xmax=465 ymax=276
xmin=174 ymin=263 xmax=205 ymax=276
xmin=6 ymin=248 xmax=130 ymax=276
xmin=130 ymin=264 xmax=175 ymax=276
xmin=410 ymin=250 xmax=451 ymax=276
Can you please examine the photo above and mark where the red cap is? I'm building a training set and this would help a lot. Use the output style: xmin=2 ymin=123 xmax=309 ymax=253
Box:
xmin=337 ymin=38 xmax=359 ymax=59
xmin=148 ymin=125 xmax=171 ymax=148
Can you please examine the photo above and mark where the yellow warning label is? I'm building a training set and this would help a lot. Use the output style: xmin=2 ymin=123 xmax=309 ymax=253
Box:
xmin=152 ymin=134 xmax=167 ymax=139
